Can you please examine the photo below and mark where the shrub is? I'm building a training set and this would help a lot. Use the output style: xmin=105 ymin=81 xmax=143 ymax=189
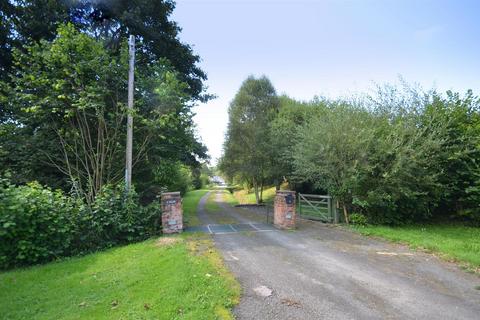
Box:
xmin=72 ymin=185 xmax=161 ymax=253
xmin=152 ymin=161 xmax=193 ymax=195
xmin=349 ymin=213 xmax=368 ymax=226
xmin=0 ymin=181 xmax=76 ymax=269
xmin=0 ymin=181 xmax=161 ymax=270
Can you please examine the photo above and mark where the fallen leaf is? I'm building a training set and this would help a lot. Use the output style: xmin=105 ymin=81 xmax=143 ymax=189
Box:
xmin=78 ymin=301 xmax=87 ymax=307
xmin=144 ymin=303 xmax=151 ymax=310
xmin=281 ymin=298 xmax=301 ymax=308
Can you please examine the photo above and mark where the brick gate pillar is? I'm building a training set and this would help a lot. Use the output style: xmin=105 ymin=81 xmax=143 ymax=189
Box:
xmin=161 ymin=192 xmax=183 ymax=234
xmin=274 ymin=190 xmax=296 ymax=229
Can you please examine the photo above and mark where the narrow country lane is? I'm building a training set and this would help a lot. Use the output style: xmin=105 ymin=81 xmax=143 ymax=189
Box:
xmin=195 ymin=190 xmax=480 ymax=320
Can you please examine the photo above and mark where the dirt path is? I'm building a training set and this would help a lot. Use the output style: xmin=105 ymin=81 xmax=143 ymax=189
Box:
xmin=196 ymin=191 xmax=480 ymax=320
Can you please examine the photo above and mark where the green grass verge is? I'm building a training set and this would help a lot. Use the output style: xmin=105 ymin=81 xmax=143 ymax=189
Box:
xmin=222 ymin=190 xmax=239 ymax=206
xmin=207 ymin=190 xmax=240 ymax=208
xmin=352 ymin=224 xmax=480 ymax=271
xmin=183 ymin=189 xmax=209 ymax=227
xmin=233 ymin=186 xmax=277 ymax=205
xmin=0 ymin=234 xmax=240 ymax=320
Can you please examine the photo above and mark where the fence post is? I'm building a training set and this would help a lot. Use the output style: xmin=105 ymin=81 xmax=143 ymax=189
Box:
xmin=298 ymin=193 xmax=302 ymax=217
xmin=327 ymin=196 xmax=332 ymax=222
xmin=333 ymin=198 xmax=339 ymax=224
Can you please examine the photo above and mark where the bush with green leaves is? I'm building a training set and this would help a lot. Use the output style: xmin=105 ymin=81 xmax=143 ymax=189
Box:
xmin=0 ymin=181 xmax=76 ymax=268
xmin=0 ymin=181 xmax=161 ymax=270
xmin=71 ymin=184 xmax=161 ymax=254
xmin=151 ymin=161 xmax=193 ymax=196
xmin=1 ymin=23 xmax=207 ymax=204
xmin=277 ymin=83 xmax=480 ymax=225
xmin=349 ymin=213 xmax=368 ymax=226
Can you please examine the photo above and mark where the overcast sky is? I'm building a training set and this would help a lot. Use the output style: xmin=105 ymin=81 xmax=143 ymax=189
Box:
xmin=172 ymin=0 xmax=480 ymax=164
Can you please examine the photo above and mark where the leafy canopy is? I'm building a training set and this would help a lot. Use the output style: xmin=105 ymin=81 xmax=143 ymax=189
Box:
xmin=0 ymin=0 xmax=208 ymax=101
xmin=1 ymin=24 xmax=207 ymax=200
xmin=219 ymin=75 xmax=279 ymax=203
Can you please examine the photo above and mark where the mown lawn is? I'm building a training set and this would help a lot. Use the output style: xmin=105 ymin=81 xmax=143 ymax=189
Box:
xmin=183 ymin=189 xmax=209 ymax=227
xmin=0 ymin=234 xmax=240 ymax=320
xmin=353 ymin=224 xmax=480 ymax=271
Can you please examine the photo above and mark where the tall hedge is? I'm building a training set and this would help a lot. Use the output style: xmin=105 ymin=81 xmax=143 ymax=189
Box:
xmin=267 ymin=85 xmax=480 ymax=225
xmin=0 ymin=182 xmax=75 ymax=268
xmin=0 ymin=181 xmax=161 ymax=269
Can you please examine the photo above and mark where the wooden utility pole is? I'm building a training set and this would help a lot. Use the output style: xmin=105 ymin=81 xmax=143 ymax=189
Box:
xmin=125 ymin=35 xmax=135 ymax=191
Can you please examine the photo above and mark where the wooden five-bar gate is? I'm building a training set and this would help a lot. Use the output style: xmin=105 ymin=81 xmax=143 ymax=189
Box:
xmin=298 ymin=193 xmax=338 ymax=223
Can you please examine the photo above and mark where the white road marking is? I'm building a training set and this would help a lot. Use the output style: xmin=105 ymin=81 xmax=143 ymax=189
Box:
xmin=376 ymin=251 xmax=414 ymax=256
xmin=213 ymin=230 xmax=274 ymax=235
xmin=228 ymin=252 xmax=240 ymax=261
xmin=249 ymin=223 xmax=261 ymax=231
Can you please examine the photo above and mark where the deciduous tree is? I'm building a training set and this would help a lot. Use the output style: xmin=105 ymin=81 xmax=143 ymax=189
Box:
xmin=220 ymin=76 xmax=279 ymax=203
xmin=1 ymin=24 xmax=206 ymax=201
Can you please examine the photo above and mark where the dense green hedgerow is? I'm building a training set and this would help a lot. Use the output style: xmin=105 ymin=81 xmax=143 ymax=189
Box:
xmin=0 ymin=180 xmax=161 ymax=269
xmin=270 ymin=87 xmax=480 ymax=225
xmin=0 ymin=181 xmax=74 ymax=268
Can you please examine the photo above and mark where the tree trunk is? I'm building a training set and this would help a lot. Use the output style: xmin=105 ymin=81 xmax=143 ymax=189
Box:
xmin=343 ymin=204 xmax=350 ymax=224
xmin=274 ymin=178 xmax=280 ymax=191
xmin=253 ymin=178 xmax=260 ymax=204
xmin=259 ymin=179 xmax=264 ymax=203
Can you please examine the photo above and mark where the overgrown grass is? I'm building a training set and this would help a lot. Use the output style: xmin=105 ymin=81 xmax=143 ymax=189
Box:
xmin=183 ymin=189 xmax=209 ymax=227
xmin=233 ymin=186 xmax=277 ymax=204
xmin=0 ymin=234 xmax=240 ymax=320
xmin=353 ymin=224 xmax=480 ymax=271
xmin=222 ymin=190 xmax=239 ymax=206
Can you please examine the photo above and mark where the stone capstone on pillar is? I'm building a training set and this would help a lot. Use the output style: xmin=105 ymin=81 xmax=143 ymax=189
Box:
xmin=274 ymin=190 xmax=296 ymax=230
xmin=161 ymin=192 xmax=183 ymax=234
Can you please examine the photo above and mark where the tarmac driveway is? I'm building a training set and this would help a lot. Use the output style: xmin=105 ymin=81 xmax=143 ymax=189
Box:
xmin=196 ymin=191 xmax=480 ymax=320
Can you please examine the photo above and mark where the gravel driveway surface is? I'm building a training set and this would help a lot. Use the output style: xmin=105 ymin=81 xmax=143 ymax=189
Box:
xmin=196 ymin=191 xmax=480 ymax=320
